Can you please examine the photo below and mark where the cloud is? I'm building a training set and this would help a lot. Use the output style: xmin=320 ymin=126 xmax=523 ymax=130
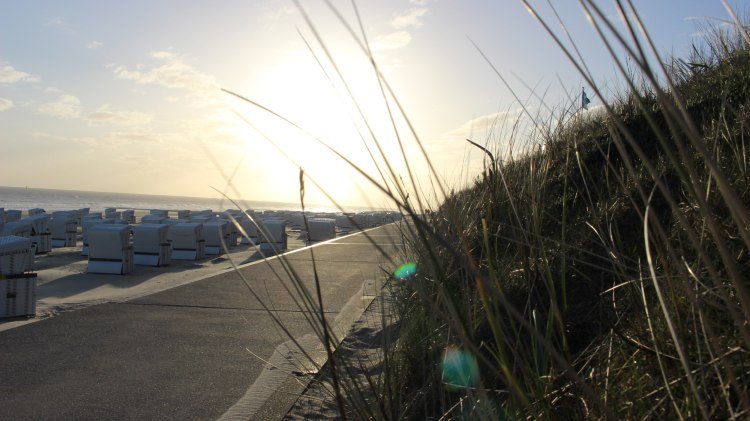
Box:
xmin=45 ymin=17 xmax=75 ymax=33
xmin=0 ymin=65 xmax=39 ymax=84
xmin=0 ymin=98 xmax=13 ymax=111
xmin=371 ymin=31 xmax=413 ymax=52
xmin=443 ymin=110 xmax=523 ymax=140
xmin=113 ymin=51 xmax=218 ymax=104
xmin=370 ymin=3 xmax=429 ymax=54
xmin=266 ymin=4 xmax=297 ymax=20
xmin=101 ymin=131 xmax=164 ymax=144
xmin=37 ymin=95 xmax=82 ymax=119
xmin=32 ymin=130 xmax=170 ymax=147
xmin=45 ymin=17 xmax=66 ymax=27
xmin=391 ymin=7 xmax=428 ymax=29
xmin=86 ymin=41 xmax=103 ymax=50
xmin=86 ymin=107 xmax=153 ymax=126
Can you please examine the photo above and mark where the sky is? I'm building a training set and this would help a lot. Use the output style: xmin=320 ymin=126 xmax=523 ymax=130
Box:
xmin=0 ymin=0 xmax=737 ymax=209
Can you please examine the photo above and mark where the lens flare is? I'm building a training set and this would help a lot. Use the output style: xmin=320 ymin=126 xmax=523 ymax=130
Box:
xmin=441 ymin=347 xmax=479 ymax=390
xmin=394 ymin=262 xmax=417 ymax=280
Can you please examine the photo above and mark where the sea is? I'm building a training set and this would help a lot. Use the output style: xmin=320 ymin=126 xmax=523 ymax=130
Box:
xmin=0 ymin=186 xmax=378 ymax=214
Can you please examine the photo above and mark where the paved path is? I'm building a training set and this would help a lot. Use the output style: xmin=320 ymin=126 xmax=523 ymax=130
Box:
xmin=0 ymin=225 xmax=402 ymax=420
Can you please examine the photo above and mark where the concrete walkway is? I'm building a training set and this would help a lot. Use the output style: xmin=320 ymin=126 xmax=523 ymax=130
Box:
xmin=0 ymin=224 xmax=402 ymax=420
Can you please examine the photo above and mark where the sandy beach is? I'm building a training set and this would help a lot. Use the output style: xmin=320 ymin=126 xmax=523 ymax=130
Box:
xmin=1 ymin=222 xmax=308 ymax=333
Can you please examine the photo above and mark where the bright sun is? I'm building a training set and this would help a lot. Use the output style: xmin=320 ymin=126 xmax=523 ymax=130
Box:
xmin=226 ymin=48 xmax=408 ymax=208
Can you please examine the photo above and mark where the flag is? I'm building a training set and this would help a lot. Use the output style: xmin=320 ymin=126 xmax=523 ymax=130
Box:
xmin=581 ymin=87 xmax=591 ymax=110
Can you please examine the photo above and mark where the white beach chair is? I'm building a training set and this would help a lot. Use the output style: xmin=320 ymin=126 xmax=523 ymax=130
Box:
xmin=0 ymin=235 xmax=35 ymax=274
xmin=0 ymin=274 xmax=37 ymax=318
xmin=149 ymin=209 xmax=169 ymax=218
xmin=307 ymin=218 xmax=336 ymax=242
xmin=51 ymin=210 xmax=75 ymax=220
xmin=121 ymin=210 xmax=136 ymax=224
xmin=168 ymin=223 xmax=205 ymax=260
xmin=190 ymin=210 xmax=213 ymax=223
xmin=353 ymin=213 xmax=374 ymax=229
xmin=5 ymin=210 xmax=22 ymax=223
xmin=0 ymin=235 xmax=37 ymax=318
xmin=258 ymin=219 xmax=287 ymax=255
xmin=76 ymin=208 xmax=89 ymax=225
xmin=284 ymin=212 xmax=305 ymax=231
xmin=104 ymin=208 xmax=121 ymax=219
xmin=132 ymin=224 xmax=171 ymax=266
xmin=203 ymin=220 xmax=230 ymax=255
xmin=24 ymin=214 xmax=51 ymax=253
xmin=238 ymin=217 xmax=260 ymax=245
xmin=49 ymin=218 xmax=78 ymax=247
xmin=161 ymin=218 xmax=188 ymax=227
xmin=335 ymin=214 xmax=355 ymax=233
xmin=221 ymin=216 xmax=241 ymax=247
xmin=86 ymin=224 xmax=134 ymax=275
xmin=2 ymin=220 xmax=33 ymax=238
xmin=81 ymin=217 xmax=114 ymax=256
xmin=140 ymin=215 xmax=167 ymax=224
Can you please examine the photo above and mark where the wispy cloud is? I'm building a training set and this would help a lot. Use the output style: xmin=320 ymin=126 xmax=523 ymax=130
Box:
xmin=32 ymin=130 xmax=170 ymax=147
xmin=45 ymin=17 xmax=66 ymax=27
xmin=0 ymin=98 xmax=14 ymax=111
xmin=86 ymin=41 xmax=103 ymax=50
xmin=443 ymin=110 xmax=523 ymax=140
xmin=267 ymin=4 xmax=297 ymax=20
xmin=391 ymin=7 xmax=428 ymax=29
xmin=371 ymin=31 xmax=413 ymax=52
xmin=0 ymin=64 xmax=39 ymax=84
xmin=37 ymin=94 xmax=82 ymax=119
xmin=100 ymin=131 xmax=164 ymax=144
xmin=86 ymin=107 xmax=153 ymax=126
xmin=370 ymin=2 xmax=430 ymax=53
xmin=113 ymin=51 xmax=219 ymax=105
xmin=45 ymin=17 xmax=75 ymax=33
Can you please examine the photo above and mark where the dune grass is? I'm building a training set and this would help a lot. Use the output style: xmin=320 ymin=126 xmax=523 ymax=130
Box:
xmin=375 ymin=4 xmax=750 ymax=419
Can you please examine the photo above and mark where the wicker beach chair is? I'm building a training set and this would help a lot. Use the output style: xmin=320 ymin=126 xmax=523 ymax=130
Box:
xmin=86 ymin=224 xmax=133 ymax=275
xmin=132 ymin=224 xmax=171 ymax=266
xmin=168 ymin=223 xmax=205 ymax=260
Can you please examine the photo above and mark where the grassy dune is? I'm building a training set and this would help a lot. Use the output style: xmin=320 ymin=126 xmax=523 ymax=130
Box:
xmin=383 ymin=11 xmax=750 ymax=421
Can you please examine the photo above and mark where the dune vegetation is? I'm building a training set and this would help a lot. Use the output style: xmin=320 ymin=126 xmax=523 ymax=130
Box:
xmin=360 ymin=4 xmax=750 ymax=420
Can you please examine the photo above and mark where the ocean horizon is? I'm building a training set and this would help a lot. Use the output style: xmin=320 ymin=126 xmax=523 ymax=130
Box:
xmin=0 ymin=185 xmax=386 ymax=214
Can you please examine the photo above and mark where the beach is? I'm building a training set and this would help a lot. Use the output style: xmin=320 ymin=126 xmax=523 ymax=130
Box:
xmin=1 ymin=223 xmax=309 ymax=333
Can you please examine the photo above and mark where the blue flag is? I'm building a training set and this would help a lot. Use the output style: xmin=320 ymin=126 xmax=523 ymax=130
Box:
xmin=582 ymin=87 xmax=591 ymax=110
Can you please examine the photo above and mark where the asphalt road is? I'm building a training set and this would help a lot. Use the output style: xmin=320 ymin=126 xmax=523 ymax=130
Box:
xmin=0 ymin=224 xmax=402 ymax=420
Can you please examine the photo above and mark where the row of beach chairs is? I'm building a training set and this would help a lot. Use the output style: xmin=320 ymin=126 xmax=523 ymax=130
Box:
xmin=1 ymin=207 xmax=291 ymax=276
xmin=0 ymin=206 xmax=401 ymax=318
